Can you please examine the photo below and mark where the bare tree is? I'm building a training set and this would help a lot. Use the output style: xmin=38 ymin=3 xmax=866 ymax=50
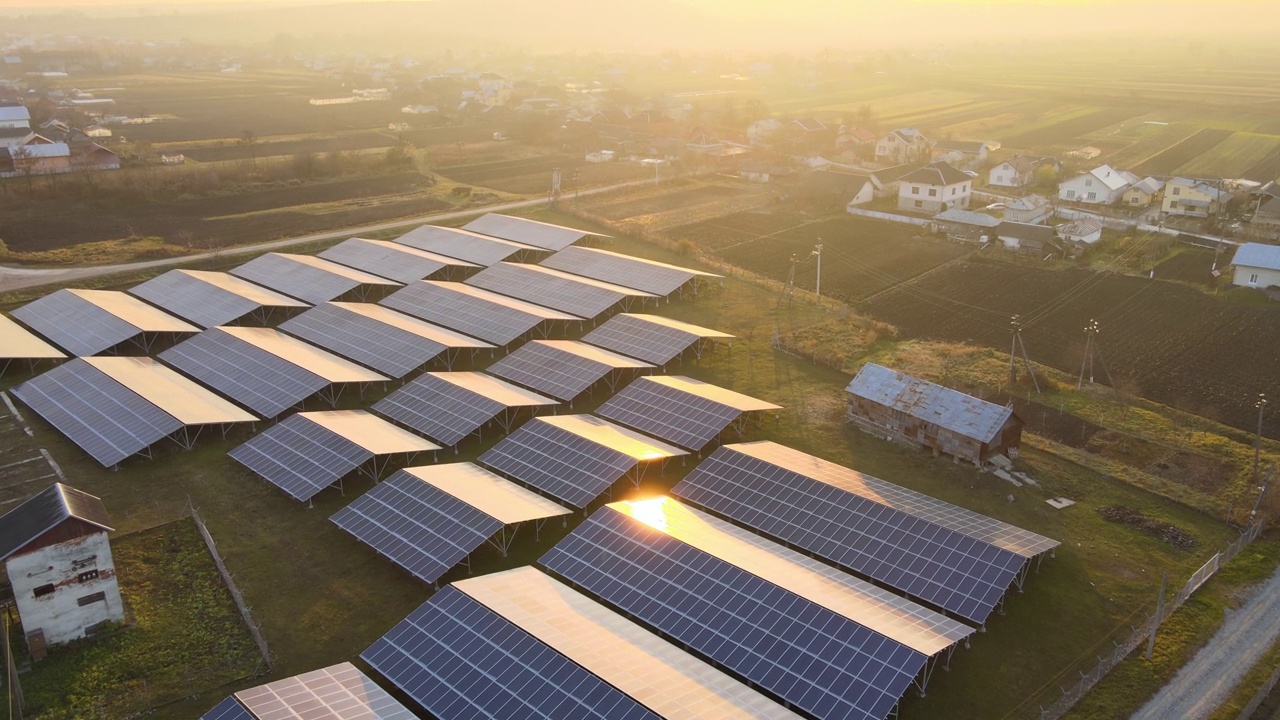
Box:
xmin=239 ymin=129 xmax=259 ymax=172
xmin=10 ymin=145 xmax=36 ymax=193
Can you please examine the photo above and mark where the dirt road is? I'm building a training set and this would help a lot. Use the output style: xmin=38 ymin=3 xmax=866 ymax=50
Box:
xmin=1131 ymin=561 xmax=1280 ymax=720
xmin=0 ymin=177 xmax=655 ymax=294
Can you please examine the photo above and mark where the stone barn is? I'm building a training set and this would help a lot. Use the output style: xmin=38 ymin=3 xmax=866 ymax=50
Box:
xmin=846 ymin=363 xmax=1023 ymax=466
xmin=0 ymin=484 xmax=122 ymax=655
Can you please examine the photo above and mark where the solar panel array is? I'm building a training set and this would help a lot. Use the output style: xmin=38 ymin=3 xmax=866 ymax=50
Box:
xmin=581 ymin=314 xmax=710 ymax=366
xmin=362 ymin=585 xmax=659 ymax=720
xmin=478 ymin=419 xmax=637 ymax=508
xmin=128 ymin=271 xmax=299 ymax=329
xmin=466 ymin=263 xmax=648 ymax=319
xmin=394 ymin=224 xmax=539 ymax=266
xmin=230 ymin=253 xmax=397 ymax=304
xmin=199 ymin=697 xmax=253 ymax=720
xmin=463 ymin=213 xmax=598 ymax=251
xmin=12 ymin=290 xmax=145 ymax=357
xmin=672 ymin=444 xmax=1035 ymax=624
xmin=380 ymin=281 xmax=571 ymax=347
xmin=229 ymin=413 xmax=372 ymax=502
xmin=488 ymin=341 xmax=645 ymax=403
xmin=373 ymin=373 xmax=518 ymax=446
xmin=332 ymin=468 xmax=503 ymax=583
xmin=279 ymin=303 xmax=450 ymax=378
xmin=542 ymin=246 xmax=712 ymax=296
xmin=319 ymin=238 xmax=475 ymax=284
xmin=12 ymin=359 xmax=183 ymax=467
xmin=160 ymin=329 xmax=327 ymax=418
xmin=203 ymin=662 xmax=416 ymax=720
xmin=539 ymin=506 xmax=925 ymax=720
xmin=596 ymin=378 xmax=743 ymax=451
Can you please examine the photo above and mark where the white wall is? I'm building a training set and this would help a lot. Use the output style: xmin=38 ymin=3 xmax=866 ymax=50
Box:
xmin=989 ymin=162 xmax=1028 ymax=188
xmin=8 ymin=531 xmax=125 ymax=646
xmin=1059 ymin=173 xmax=1124 ymax=204
xmin=1233 ymin=265 xmax=1280 ymax=289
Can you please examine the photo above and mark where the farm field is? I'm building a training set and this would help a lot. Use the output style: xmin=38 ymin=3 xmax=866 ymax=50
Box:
xmin=1134 ymin=128 xmax=1235 ymax=175
xmin=586 ymin=182 xmax=756 ymax=222
xmin=861 ymin=259 xmax=1280 ymax=437
xmin=436 ymin=154 xmax=651 ymax=194
xmin=1002 ymin=108 xmax=1140 ymax=149
xmin=0 ymin=172 xmax=448 ymax=253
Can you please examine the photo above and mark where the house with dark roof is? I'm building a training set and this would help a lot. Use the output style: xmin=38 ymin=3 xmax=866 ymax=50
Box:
xmin=897 ymin=161 xmax=973 ymax=213
xmin=996 ymin=221 xmax=1059 ymax=254
xmin=1058 ymin=217 xmax=1104 ymax=245
xmin=0 ymin=484 xmax=123 ymax=653
xmin=1250 ymin=197 xmax=1280 ymax=240
xmin=931 ymin=208 xmax=1000 ymax=243
xmin=846 ymin=363 xmax=1024 ymax=466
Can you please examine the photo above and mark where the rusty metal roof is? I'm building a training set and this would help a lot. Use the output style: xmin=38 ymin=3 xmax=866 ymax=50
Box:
xmin=846 ymin=363 xmax=1014 ymax=444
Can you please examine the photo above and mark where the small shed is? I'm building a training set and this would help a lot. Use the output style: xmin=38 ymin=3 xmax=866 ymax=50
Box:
xmin=995 ymin=221 xmax=1058 ymax=255
xmin=0 ymin=484 xmax=123 ymax=654
xmin=845 ymin=363 xmax=1023 ymax=466
xmin=1058 ymin=217 xmax=1104 ymax=245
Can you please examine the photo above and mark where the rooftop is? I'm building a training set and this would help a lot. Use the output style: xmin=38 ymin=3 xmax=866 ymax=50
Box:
xmin=1232 ymin=242 xmax=1280 ymax=271
xmin=847 ymin=363 xmax=1016 ymax=444
xmin=0 ymin=484 xmax=113 ymax=561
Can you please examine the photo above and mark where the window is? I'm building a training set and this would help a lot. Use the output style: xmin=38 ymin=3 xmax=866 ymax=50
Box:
xmin=1066 ymin=190 xmax=1076 ymax=199
xmin=1087 ymin=192 xmax=1097 ymax=201
xmin=1169 ymin=201 xmax=1178 ymax=209
xmin=951 ymin=187 xmax=957 ymax=195
xmin=33 ymin=584 xmax=54 ymax=598
xmin=78 ymin=569 xmax=99 ymax=583
xmin=911 ymin=186 xmax=919 ymax=195
xmin=1085 ymin=178 xmax=1093 ymax=186
xmin=77 ymin=592 xmax=106 ymax=607
xmin=928 ymin=188 xmax=937 ymax=197
xmin=1131 ymin=197 xmax=1139 ymax=204
xmin=1250 ymin=273 xmax=1260 ymax=284
xmin=914 ymin=200 xmax=923 ymax=208
xmin=1172 ymin=187 xmax=1181 ymax=196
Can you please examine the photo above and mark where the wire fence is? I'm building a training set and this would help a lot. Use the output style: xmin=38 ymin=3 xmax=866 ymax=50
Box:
xmin=1035 ymin=521 xmax=1265 ymax=720
xmin=191 ymin=506 xmax=273 ymax=673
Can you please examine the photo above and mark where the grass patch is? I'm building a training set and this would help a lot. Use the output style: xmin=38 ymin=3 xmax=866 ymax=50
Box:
xmin=1208 ymin=632 xmax=1280 ymax=720
xmin=0 ymin=236 xmax=192 ymax=267
xmin=8 ymin=519 xmax=262 ymax=720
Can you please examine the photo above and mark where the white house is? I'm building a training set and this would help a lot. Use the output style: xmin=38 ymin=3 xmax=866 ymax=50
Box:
xmin=1058 ymin=165 xmax=1138 ymax=205
xmin=875 ymin=128 xmax=931 ymax=165
xmin=931 ymin=140 xmax=995 ymax=169
xmin=1162 ymin=177 xmax=1225 ymax=218
xmin=988 ymin=155 xmax=1057 ymax=188
xmin=898 ymin=162 xmax=973 ymax=213
xmin=1003 ymin=194 xmax=1052 ymax=224
xmin=0 ymin=484 xmax=123 ymax=653
xmin=1231 ymin=242 xmax=1280 ymax=289
xmin=1058 ymin=217 xmax=1104 ymax=245
xmin=0 ymin=102 xmax=30 ymax=130
xmin=1123 ymin=177 xmax=1164 ymax=208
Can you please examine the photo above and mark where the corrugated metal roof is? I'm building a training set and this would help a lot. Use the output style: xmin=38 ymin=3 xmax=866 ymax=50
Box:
xmin=0 ymin=484 xmax=113 ymax=561
xmin=846 ymin=363 xmax=1014 ymax=444
xmin=1233 ymin=242 xmax=1280 ymax=271
xmin=934 ymin=208 xmax=1000 ymax=227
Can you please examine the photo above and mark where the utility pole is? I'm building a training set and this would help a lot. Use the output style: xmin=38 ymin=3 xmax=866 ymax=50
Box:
xmin=1249 ymin=464 xmax=1272 ymax=527
xmin=1078 ymin=319 xmax=1097 ymax=390
xmin=1008 ymin=315 xmax=1041 ymax=394
xmin=777 ymin=253 xmax=800 ymax=310
xmin=812 ymin=242 xmax=823 ymax=298
xmin=1255 ymin=393 xmax=1268 ymax=483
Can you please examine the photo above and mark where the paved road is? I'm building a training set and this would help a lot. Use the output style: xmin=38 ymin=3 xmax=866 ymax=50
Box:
xmin=0 ymin=177 xmax=655 ymax=294
xmin=1132 ymin=561 xmax=1280 ymax=720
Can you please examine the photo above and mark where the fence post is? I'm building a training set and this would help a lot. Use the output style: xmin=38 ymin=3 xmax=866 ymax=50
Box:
xmin=1147 ymin=574 xmax=1167 ymax=661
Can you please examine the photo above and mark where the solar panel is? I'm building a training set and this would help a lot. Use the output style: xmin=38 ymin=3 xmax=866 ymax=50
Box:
xmin=394 ymin=224 xmax=539 ymax=266
xmin=466 ymin=263 xmax=653 ymax=319
xmin=233 ymin=662 xmax=417 ymax=720
xmin=279 ymin=302 xmax=451 ymax=378
xmin=0 ymin=314 xmax=64 ymax=361
xmin=380 ymin=281 xmax=576 ymax=346
xmin=129 ymin=270 xmax=305 ymax=329
xmin=372 ymin=372 xmax=552 ymax=446
xmin=12 ymin=359 xmax=183 ymax=467
xmin=319 ymin=237 xmax=477 ymax=284
xmin=596 ymin=378 xmax=744 ymax=451
xmin=673 ymin=445 xmax=1027 ymax=624
xmin=12 ymin=289 xmax=150 ymax=356
xmin=463 ymin=213 xmax=603 ymax=251
xmin=228 ymin=413 xmax=370 ymax=502
xmin=487 ymin=341 xmax=650 ymax=403
xmin=478 ymin=417 xmax=656 ymax=509
xmin=199 ymin=697 xmax=253 ymax=720
xmin=541 ymin=246 xmax=717 ymax=296
xmin=331 ymin=468 xmax=502 ymax=583
xmin=539 ymin=504 xmax=927 ymax=720
xmin=160 ymin=329 xmax=327 ymax=418
xmin=581 ymin=313 xmax=730 ymax=366
xmin=229 ymin=253 xmax=398 ymax=304
xmin=361 ymin=585 xmax=658 ymax=720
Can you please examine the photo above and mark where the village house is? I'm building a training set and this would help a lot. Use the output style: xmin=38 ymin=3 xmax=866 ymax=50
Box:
xmin=930 ymin=208 xmax=1000 ymax=243
xmin=995 ymin=221 xmax=1058 ymax=254
xmin=931 ymin=139 xmax=996 ymax=169
xmin=801 ymin=167 xmax=873 ymax=207
xmin=835 ymin=125 xmax=877 ymax=153
xmin=875 ymin=128 xmax=932 ymax=165
xmin=1058 ymin=165 xmax=1138 ymax=205
xmin=0 ymin=484 xmax=123 ymax=654
xmin=0 ymin=100 xmax=29 ymax=129
xmin=1058 ymin=217 xmax=1104 ymax=245
xmin=897 ymin=161 xmax=972 ymax=213
xmin=845 ymin=363 xmax=1024 ymax=466
xmin=1250 ymin=197 xmax=1280 ymax=240
xmin=5 ymin=141 xmax=71 ymax=175
xmin=1002 ymin=194 xmax=1052 ymax=224
xmin=1122 ymin=177 xmax=1164 ymax=208
xmin=1162 ymin=177 xmax=1224 ymax=217
xmin=746 ymin=118 xmax=782 ymax=145
xmin=868 ymin=163 xmax=916 ymax=198
xmin=987 ymin=154 xmax=1059 ymax=188
xmin=1231 ymin=242 xmax=1280 ymax=290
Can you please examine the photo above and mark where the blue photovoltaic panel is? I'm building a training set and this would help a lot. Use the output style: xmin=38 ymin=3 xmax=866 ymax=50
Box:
xmin=372 ymin=374 xmax=506 ymax=446
xmin=595 ymin=380 xmax=740 ymax=452
xmin=463 ymin=213 xmax=597 ymax=252
xmin=319 ymin=238 xmax=467 ymax=284
xmin=279 ymin=303 xmax=447 ymax=378
xmin=539 ymin=507 xmax=925 ymax=720
xmin=581 ymin=314 xmax=703 ymax=366
xmin=332 ymin=469 xmax=501 ymax=584
xmin=129 ymin=271 xmax=260 ymax=330
xmin=395 ymin=225 xmax=535 ymax=266
xmin=672 ymin=446 xmax=1026 ymax=624
xmin=11 ymin=290 xmax=139 ymax=357
xmin=541 ymin=246 xmax=707 ymax=297
xmin=159 ymin=329 xmax=326 ymax=418
xmin=487 ymin=342 xmax=614 ymax=403
xmin=228 ymin=414 xmax=370 ymax=502
xmin=380 ymin=282 xmax=561 ymax=347
xmin=198 ymin=697 xmax=253 ymax=720
xmin=362 ymin=586 xmax=659 ymax=720
xmin=466 ymin=263 xmax=635 ymax=320
xmin=478 ymin=420 xmax=635 ymax=509
xmin=12 ymin=359 xmax=183 ymax=467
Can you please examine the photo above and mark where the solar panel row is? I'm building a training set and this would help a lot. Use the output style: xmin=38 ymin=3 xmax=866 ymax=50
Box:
xmin=130 ymin=271 xmax=266 ymax=330
xmin=160 ymin=329 xmax=326 ymax=418
xmin=319 ymin=237 xmax=475 ymax=284
xmin=466 ymin=263 xmax=649 ymax=320
xmin=596 ymin=379 xmax=743 ymax=451
xmin=372 ymin=373 xmax=509 ymax=446
xmin=228 ymin=414 xmax=371 ymax=502
xmin=542 ymin=246 xmax=713 ymax=296
xmin=279 ymin=302 xmax=450 ymax=378
xmin=488 ymin=341 xmax=647 ymax=403
xmin=380 ymin=281 xmax=572 ymax=347
xmin=581 ymin=314 xmax=709 ymax=366
xmin=12 ymin=289 xmax=148 ymax=357
xmin=478 ymin=419 xmax=638 ymax=509
xmin=394 ymin=224 xmax=539 ymax=266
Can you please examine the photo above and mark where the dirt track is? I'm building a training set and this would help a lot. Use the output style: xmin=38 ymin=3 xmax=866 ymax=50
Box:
xmin=1131 ymin=561 xmax=1280 ymax=720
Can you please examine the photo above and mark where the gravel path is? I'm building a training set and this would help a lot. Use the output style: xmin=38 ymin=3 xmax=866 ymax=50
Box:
xmin=1132 ymin=561 xmax=1280 ymax=720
